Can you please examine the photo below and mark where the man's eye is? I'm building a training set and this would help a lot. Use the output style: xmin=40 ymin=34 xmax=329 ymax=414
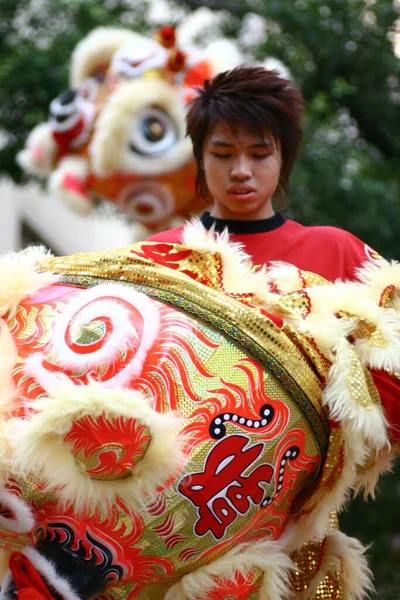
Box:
xmin=253 ymin=154 xmax=271 ymax=159
xmin=212 ymin=153 xmax=231 ymax=159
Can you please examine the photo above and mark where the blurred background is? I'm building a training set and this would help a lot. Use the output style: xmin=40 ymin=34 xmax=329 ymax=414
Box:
xmin=0 ymin=1 xmax=399 ymax=596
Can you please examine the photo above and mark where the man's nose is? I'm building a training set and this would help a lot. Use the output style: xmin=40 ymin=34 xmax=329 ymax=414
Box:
xmin=231 ymin=156 xmax=252 ymax=180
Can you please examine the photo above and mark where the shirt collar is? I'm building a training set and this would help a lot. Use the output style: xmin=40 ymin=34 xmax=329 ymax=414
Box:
xmin=200 ymin=211 xmax=285 ymax=234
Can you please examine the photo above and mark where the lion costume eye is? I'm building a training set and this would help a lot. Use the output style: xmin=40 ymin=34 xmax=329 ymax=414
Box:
xmin=129 ymin=107 xmax=178 ymax=157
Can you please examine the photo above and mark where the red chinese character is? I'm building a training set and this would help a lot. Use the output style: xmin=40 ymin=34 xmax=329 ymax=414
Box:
xmin=178 ymin=435 xmax=274 ymax=540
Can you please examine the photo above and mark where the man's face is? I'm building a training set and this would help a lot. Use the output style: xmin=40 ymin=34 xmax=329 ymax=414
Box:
xmin=202 ymin=120 xmax=282 ymax=220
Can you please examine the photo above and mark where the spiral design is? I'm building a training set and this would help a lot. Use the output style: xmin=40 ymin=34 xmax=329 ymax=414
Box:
xmin=25 ymin=283 xmax=160 ymax=389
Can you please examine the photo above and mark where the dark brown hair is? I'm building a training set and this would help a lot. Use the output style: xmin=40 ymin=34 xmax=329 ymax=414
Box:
xmin=186 ymin=65 xmax=304 ymax=207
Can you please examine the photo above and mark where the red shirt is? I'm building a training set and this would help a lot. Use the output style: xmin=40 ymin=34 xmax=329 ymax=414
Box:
xmin=148 ymin=213 xmax=380 ymax=282
xmin=148 ymin=212 xmax=400 ymax=442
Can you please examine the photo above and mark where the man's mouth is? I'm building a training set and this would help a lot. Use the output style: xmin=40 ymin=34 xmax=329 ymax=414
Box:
xmin=228 ymin=185 xmax=256 ymax=200
xmin=228 ymin=185 xmax=256 ymax=195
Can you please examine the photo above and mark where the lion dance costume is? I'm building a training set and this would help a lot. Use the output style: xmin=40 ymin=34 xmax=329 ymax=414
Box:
xmin=17 ymin=26 xmax=241 ymax=232
xmin=0 ymin=221 xmax=399 ymax=599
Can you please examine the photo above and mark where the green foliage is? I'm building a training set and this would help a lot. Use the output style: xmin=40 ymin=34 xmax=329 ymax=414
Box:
xmin=252 ymin=0 xmax=400 ymax=259
xmin=0 ymin=0 xmax=151 ymax=183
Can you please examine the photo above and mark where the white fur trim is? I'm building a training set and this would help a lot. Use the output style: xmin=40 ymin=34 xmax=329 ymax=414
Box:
xmin=25 ymin=284 xmax=160 ymax=388
xmin=0 ymin=320 xmax=17 ymax=413
xmin=307 ymin=284 xmax=400 ymax=368
xmin=280 ymin=458 xmax=353 ymax=550
xmin=165 ymin=539 xmax=293 ymax=600
xmin=24 ymin=547 xmax=81 ymax=600
xmin=323 ymin=338 xmax=388 ymax=460
xmin=182 ymin=219 xmax=274 ymax=303
xmin=90 ymin=79 xmax=192 ymax=177
xmin=0 ymin=246 xmax=56 ymax=318
xmin=278 ymin=280 xmax=400 ymax=371
xmin=285 ymin=312 xmax=356 ymax=362
xmin=11 ymin=381 xmax=183 ymax=512
xmin=0 ymin=490 xmax=34 ymax=534
xmin=17 ymin=122 xmax=57 ymax=176
xmin=289 ymin=530 xmax=372 ymax=600
xmin=70 ymin=27 xmax=140 ymax=87
xmin=355 ymin=259 xmax=400 ymax=306
xmin=267 ymin=262 xmax=305 ymax=293
xmin=353 ymin=445 xmax=398 ymax=500
xmin=353 ymin=315 xmax=400 ymax=372
xmin=0 ymin=322 xmax=18 ymax=482
xmin=325 ymin=531 xmax=373 ymax=600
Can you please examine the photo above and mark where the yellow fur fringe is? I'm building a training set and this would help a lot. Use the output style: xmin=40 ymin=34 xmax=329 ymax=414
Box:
xmin=355 ymin=259 xmax=400 ymax=308
xmin=0 ymin=246 xmax=56 ymax=318
xmin=182 ymin=219 xmax=275 ymax=303
xmin=165 ymin=539 xmax=293 ymax=600
xmin=323 ymin=338 xmax=388 ymax=459
xmin=353 ymin=444 xmax=398 ymax=500
xmin=0 ymin=247 xmax=57 ymax=482
xmin=290 ymin=530 xmax=372 ymax=600
xmin=10 ymin=378 xmax=183 ymax=513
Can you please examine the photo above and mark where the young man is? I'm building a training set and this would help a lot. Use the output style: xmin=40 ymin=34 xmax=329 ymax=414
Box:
xmin=148 ymin=66 xmax=377 ymax=282
xmin=147 ymin=65 xmax=400 ymax=442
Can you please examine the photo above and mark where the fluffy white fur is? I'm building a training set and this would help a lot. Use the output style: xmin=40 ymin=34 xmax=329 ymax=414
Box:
xmin=182 ymin=219 xmax=275 ymax=303
xmin=325 ymin=531 xmax=373 ymax=600
xmin=0 ymin=490 xmax=34 ymax=534
xmin=281 ymin=417 xmax=389 ymax=553
xmin=70 ymin=27 xmax=140 ymax=87
xmin=49 ymin=155 xmax=92 ymax=214
xmin=24 ymin=547 xmax=81 ymax=600
xmin=290 ymin=530 xmax=372 ymax=600
xmin=266 ymin=262 xmax=306 ymax=293
xmin=90 ymin=78 xmax=193 ymax=177
xmin=0 ymin=244 xmax=57 ymax=482
xmin=353 ymin=444 xmax=398 ymax=500
xmin=0 ymin=322 xmax=18 ymax=483
xmin=283 ymin=311 xmax=356 ymax=362
xmin=0 ymin=246 xmax=56 ymax=318
xmin=164 ymin=539 xmax=293 ymax=600
xmin=276 ymin=279 xmax=400 ymax=371
xmin=16 ymin=122 xmax=57 ymax=176
xmin=0 ymin=320 xmax=17 ymax=413
xmin=25 ymin=284 xmax=160 ymax=386
xmin=355 ymin=259 xmax=400 ymax=307
xmin=280 ymin=446 xmax=356 ymax=551
xmin=11 ymin=379 xmax=183 ymax=513
xmin=323 ymin=338 xmax=388 ymax=460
